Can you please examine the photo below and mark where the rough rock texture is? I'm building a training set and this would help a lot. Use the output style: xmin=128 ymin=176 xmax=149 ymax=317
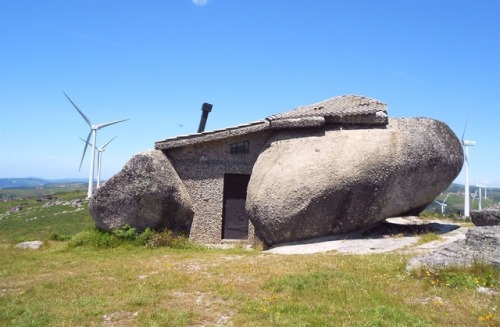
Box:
xmin=471 ymin=209 xmax=500 ymax=226
xmin=15 ymin=241 xmax=43 ymax=249
xmin=90 ymin=150 xmax=194 ymax=233
xmin=247 ymin=118 xmax=463 ymax=246
xmin=406 ymin=226 xmax=500 ymax=271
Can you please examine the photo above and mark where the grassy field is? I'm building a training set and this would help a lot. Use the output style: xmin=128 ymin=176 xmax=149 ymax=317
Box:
xmin=0 ymin=190 xmax=498 ymax=326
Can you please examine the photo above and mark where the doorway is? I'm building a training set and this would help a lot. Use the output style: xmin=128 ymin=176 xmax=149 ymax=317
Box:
xmin=222 ymin=174 xmax=251 ymax=239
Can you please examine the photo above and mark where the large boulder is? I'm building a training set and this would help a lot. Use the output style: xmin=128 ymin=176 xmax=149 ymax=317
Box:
xmin=471 ymin=209 xmax=500 ymax=226
xmin=406 ymin=226 xmax=500 ymax=271
xmin=247 ymin=118 xmax=463 ymax=246
xmin=90 ymin=150 xmax=194 ymax=233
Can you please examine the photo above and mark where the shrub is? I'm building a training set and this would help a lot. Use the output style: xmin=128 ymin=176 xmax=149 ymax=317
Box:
xmin=144 ymin=230 xmax=194 ymax=249
xmin=49 ymin=232 xmax=71 ymax=242
xmin=67 ymin=226 xmax=195 ymax=250
xmin=112 ymin=224 xmax=138 ymax=241
xmin=67 ymin=228 xmax=120 ymax=248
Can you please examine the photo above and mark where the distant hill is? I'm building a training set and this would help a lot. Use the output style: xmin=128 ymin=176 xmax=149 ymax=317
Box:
xmin=0 ymin=178 xmax=87 ymax=189
xmin=425 ymin=182 xmax=500 ymax=215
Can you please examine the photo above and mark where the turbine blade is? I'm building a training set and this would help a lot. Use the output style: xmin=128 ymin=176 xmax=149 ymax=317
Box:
xmin=461 ymin=115 xmax=469 ymax=142
xmin=79 ymin=137 xmax=91 ymax=146
xmin=96 ymin=118 xmax=129 ymax=130
xmin=79 ymin=131 xmax=92 ymax=171
xmin=64 ymin=92 xmax=92 ymax=127
xmin=102 ymin=136 xmax=117 ymax=149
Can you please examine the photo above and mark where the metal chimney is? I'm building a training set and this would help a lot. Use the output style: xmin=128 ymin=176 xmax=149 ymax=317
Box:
xmin=197 ymin=102 xmax=213 ymax=133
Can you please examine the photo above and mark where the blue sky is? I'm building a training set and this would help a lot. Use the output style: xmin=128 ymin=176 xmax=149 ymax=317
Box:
xmin=1 ymin=0 xmax=499 ymax=187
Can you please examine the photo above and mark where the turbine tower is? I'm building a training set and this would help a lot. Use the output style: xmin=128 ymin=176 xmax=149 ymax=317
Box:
xmin=476 ymin=183 xmax=483 ymax=210
xmin=80 ymin=136 xmax=117 ymax=189
xmin=96 ymin=137 xmax=117 ymax=188
xmin=65 ymin=92 xmax=128 ymax=198
xmin=461 ymin=118 xmax=475 ymax=218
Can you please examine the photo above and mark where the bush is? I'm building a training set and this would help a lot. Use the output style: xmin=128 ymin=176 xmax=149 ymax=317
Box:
xmin=144 ymin=230 xmax=194 ymax=249
xmin=49 ymin=232 xmax=71 ymax=242
xmin=67 ymin=225 xmax=195 ymax=250
xmin=67 ymin=228 xmax=120 ymax=248
xmin=112 ymin=224 xmax=139 ymax=241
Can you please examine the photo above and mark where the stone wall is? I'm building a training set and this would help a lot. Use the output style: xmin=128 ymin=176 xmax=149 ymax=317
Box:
xmin=164 ymin=130 xmax=271 ymax=244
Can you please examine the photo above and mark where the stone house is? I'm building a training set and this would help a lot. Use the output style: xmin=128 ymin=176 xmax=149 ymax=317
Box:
xmin=154 ymin=95 xmax=388 ymax=244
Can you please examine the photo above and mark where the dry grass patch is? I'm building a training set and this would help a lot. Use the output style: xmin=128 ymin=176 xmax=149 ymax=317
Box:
xmin=1 ymin=247 xmax=499 ymax=326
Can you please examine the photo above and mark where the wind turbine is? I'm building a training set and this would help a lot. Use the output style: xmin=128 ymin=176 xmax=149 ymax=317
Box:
xmin=471 ymin=190 xmax=478 ymax=209
xmin=65 ymin=92 xmax=129 ymax=198
xmin=461 ymin=118 xmax=475 ymax=217
xmin=476 ymin=183 xmax=483 ymax=210
xmin=434 ymin=194 xmax=449 ymax=215
xmin=80 ymin=136 xmax=117 ymax=189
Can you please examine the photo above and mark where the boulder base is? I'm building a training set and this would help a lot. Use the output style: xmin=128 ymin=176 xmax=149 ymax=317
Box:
xmin=90 ymin=150 xmax=194 ymax=233
xmin=406 ymin=226 xmax=500 ymax=271
xmin=247 ymin=118 xmax=463 ymax=246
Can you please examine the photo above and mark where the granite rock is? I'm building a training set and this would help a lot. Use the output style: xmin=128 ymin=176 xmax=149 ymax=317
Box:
xmin=471 ymin=209 xmax=500 ymax=226
xmin=89 ymin=150 xmax=194 ymax=233
xmin=247 ymin=118 xmax=463 ymax=246
xmin=406 ymin=226 xmax=500 ymax=271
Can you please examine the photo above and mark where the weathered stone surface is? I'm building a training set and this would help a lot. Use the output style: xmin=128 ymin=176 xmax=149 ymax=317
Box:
xmin=89 ymin=150 xmax=194 ymax=233
xmin=406 ymin=226 xmax=500 ymax=271
xmin=471 ymin=209 xmax=500 ymax=226
xmin=15 ymin=241 xmax=43 ymax=249
xmin=246 ymin=118 xmax=463 ymax=246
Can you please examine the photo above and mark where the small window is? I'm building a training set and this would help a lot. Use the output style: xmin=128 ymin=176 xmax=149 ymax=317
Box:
xmin=230 ymin=141 xmax=249 ymax=154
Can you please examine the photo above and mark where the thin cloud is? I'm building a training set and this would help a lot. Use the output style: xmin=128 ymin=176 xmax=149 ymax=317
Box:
xmin=192 ymin=0 xmax=209 ymax=6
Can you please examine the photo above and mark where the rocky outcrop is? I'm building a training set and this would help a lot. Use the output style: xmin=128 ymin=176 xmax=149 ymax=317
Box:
xmin=89 ymin=150 xmax=194 ymax=233
xmin=471 ymin=209 xmax=500 ymax=226
xmin=406 ymin=226 xmax=500 ymax=271
xmin=246 ymin=118 xmax=463 ymax=246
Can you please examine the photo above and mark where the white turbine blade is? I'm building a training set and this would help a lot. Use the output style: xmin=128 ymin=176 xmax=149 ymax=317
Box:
xmin=461 ymin=115 xmax=469 ymax=142
xmin=96 ymin=118 xmax=129 ymax=130
xmin=79 ymin=131 xmax=92 ymax=171
xmin=101 ymin=136 xmax=117 ymax=150
xmin=64 ymin=92 xmax=92 ymax=127
xmin=443 ymin=194 xmax=449 ymax=203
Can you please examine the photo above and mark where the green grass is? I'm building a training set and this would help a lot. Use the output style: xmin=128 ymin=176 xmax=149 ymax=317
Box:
xmin=416 ymin=232 xmax=442 ymax=245
xmin=0 ymin=190 xmax=93 ymax=244
xmin=0 ymin=190 xmax=498 ymax=326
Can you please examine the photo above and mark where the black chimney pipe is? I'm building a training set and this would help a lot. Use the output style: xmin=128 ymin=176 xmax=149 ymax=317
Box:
xmin=197 ymin=102 xmax=213 ymax=133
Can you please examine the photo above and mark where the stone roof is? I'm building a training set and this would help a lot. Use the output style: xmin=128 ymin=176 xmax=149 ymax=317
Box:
xmin=155 ymin=95 xmax=388 ymax=150
xmin=266 ymin=94 xmax=387 ymax=121
xmin=155 ymin=120 xmax=269 ymax=150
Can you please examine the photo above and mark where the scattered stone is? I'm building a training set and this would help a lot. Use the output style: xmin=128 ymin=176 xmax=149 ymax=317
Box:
xmin=7 ymin=205 xmax=23 ymax=214
xmin=90 ymin=150 xmax=194 ymax=233
xmin=471 ymin=209 xmax=500 ymax=226
xmin=69 ymin=199 xmax=84 ymax=208
xmin=247 ymin=118 xmax=463 ymax=246
xmin=14 ymin=241 xmax=43 ymax=249
xmin=406 ymin=226 xmax=500 ymax=271
xmin=477 ymin=287 xmax=500 ymax=296
xmin=103 ymin=311 xmax=138 ymax=326
xmin=43 ymin=200 xmax=64 ymax=207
